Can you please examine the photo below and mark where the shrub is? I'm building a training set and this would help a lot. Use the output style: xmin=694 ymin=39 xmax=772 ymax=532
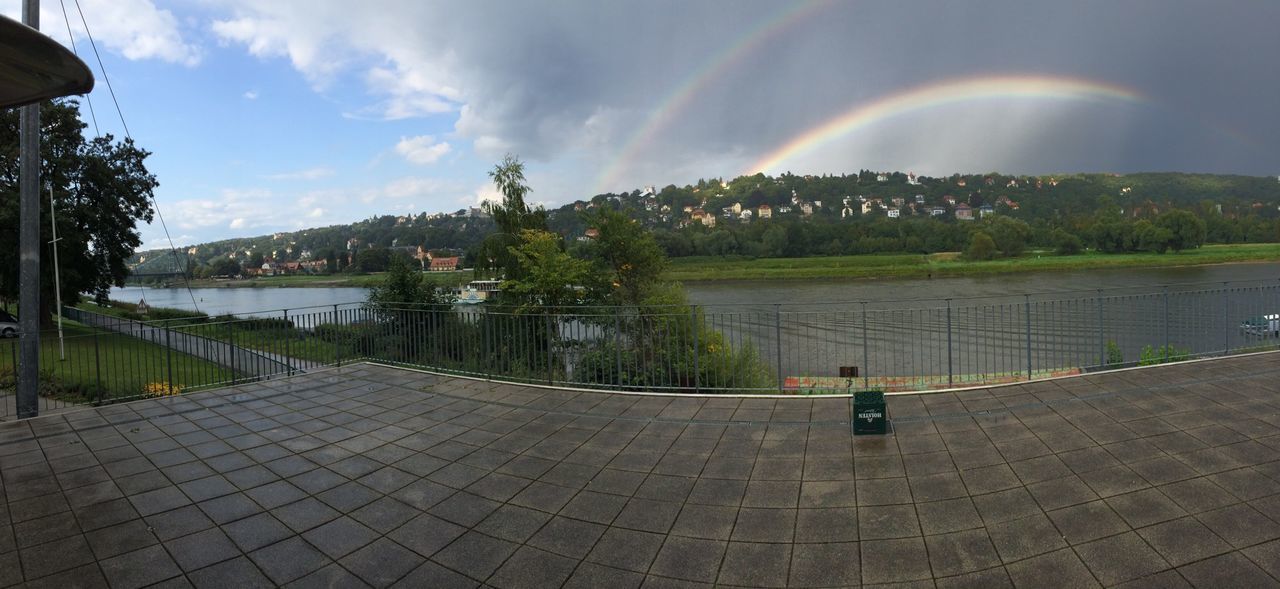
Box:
xmin=1139 ymin=344 xmax=1191 ymax=365
xmin=965 ymin=232 xmax=998 ymax=261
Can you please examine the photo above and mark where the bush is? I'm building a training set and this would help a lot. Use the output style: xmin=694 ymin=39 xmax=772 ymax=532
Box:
xmin=1139 ymin=344 xmax=1191 ymax=365
xmin=1105 ymin=340 xmax=1124 ymax=367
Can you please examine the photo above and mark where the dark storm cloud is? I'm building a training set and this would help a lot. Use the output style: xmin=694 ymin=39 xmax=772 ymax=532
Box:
xmin=214 ymin=0 xmax=1280 ymax=194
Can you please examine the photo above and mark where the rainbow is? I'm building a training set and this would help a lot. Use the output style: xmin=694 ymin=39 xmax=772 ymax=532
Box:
xmin=745 ymin=75 xmax=1146 ymax=175
xmin=593 ymin=0 xmax=832 ymax=194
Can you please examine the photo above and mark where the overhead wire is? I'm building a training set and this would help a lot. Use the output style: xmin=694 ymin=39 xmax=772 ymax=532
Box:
xmin=56 ymin=0 xmax=98 ymax=136
xmin=70 ymin=0 xmax=201 ymax=314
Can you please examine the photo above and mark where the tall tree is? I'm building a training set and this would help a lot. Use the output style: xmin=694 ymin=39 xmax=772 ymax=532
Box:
xmin=480 ymin=155 xmax=547 ymax=279
xmin=0 ymin=100 xmax=157 ymax=320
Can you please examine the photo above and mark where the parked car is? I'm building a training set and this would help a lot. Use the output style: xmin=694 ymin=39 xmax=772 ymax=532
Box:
xmin=1240 ymin=314 xmax=1280 ymax=337
xmin=0 ymin=310 xmax=17 ymax=338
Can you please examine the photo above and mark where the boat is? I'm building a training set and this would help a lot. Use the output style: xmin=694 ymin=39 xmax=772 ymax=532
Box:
xmin=455 ymin=280 xmax=502 ymax=305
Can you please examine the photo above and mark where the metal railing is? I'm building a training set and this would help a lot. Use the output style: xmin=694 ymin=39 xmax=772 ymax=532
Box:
xmin=3 ymin=279 xmax=1279 ymax=418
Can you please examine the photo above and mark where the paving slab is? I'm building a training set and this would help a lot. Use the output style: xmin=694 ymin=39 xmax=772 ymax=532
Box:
xmin=0 ymin=354 xmax=1277 ymax=587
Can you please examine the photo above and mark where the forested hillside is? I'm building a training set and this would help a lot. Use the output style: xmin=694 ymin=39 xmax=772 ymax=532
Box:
xmin=131 ymin=171 xmax=1280 ymax=277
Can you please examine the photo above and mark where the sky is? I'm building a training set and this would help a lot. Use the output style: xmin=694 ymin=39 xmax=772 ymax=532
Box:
xmin=3 ymin=0 xmax=1279 ymax=249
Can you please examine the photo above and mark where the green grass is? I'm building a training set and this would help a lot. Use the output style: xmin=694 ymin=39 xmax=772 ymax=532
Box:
xmin=0 ymin=320 xmax=242 ymax=404
xmin=664 ymin=243 xmax=1280 ymax=282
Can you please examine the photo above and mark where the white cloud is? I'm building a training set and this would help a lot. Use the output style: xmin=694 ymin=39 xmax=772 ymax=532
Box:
xmin=1 ymin=0 xmax=202 ymax=66
xmin=265 ymin=167 xmax=335 ymax=180
xmin=395 ymin=135 xmax=451 ymax=165
xmin=229 ymin=218 xmax=246 ymax=229
xmin=243 ymin=90 xmax=259 ymax=100
xmin=307 ymin=207 xmax=325 ymax=218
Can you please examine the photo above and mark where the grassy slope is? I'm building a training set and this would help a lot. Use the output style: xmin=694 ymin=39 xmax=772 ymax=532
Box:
xmin=663 ymin=243 xmax=1280 ymax=282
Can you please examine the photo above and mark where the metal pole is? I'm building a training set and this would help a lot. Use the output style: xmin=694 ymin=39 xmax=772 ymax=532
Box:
xmin=49 ymin=185 xmax=65 ymax=361
xmin=1024 ymin=294 xmax=1032 ymax=381
xmin=614 ymin=307 xmax=623 ymax=389
xmin=861 ymin=302 xmax=869 ymax=390
xmin=284 ymin=309 xmax=292 ymax=376
xmin=165 ymin=326 xmax=174 ymax=395
xmin=946 ymin=299 xmax=953 ymax=387
xmin=1097 ymin=290 xmax=1104 ymax=368
xmin=691 ymin=306 xmax=699 ymax=393
xmin=17 ymin=0 xmax=41 ymax=418
xmin=1222 ymin=282 xmax=1230 ymax=356
xmin=333 ymin=304 xmax=340 ymax=367
xmin=774 ymin=304 xmax=783 ymax=393
xmin=1163 ymin=287 xmax=1170 ymax=362
xmin=94 ymin=327 xmax=103 ymax=405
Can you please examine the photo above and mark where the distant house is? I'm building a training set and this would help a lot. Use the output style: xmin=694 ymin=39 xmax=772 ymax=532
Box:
xmin=757 ymin=204 xmax=772 ymax=219
xmin=740 ymin=209 xmax=754 ymax=222
xmin=891 ymin=197 xmax=905 ymax=207
xmin=886 ymin=208 xmax=900 ymax=219
xmin=584 ymin=228 xmax=600 ymax=239
xmin=955 ymin=203 xmax=974 ymax=221
xmin=778 ymin=205 xmax=792 ymax=214
xmin=929 ymin=206 xmax=946 ymax=217
xmin=914 ymin=194 xmax=925 ymax=204
xmin=978 ymin=204 xmax=995 ymax=218
xmin=429 ymin=257 xmax=460 ymax=272
xmin=943 ymin=195 xmax=957 ymax=206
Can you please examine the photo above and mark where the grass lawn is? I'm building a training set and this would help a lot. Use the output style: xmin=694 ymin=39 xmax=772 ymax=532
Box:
xmin=0 ymin=320 xmax=242 ymax=404
xmin=664 ymin=243 xmax=1280 ymax=282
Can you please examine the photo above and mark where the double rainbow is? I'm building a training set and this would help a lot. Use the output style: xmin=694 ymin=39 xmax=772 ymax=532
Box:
xmin=745 ymin=75 xmax=1145 ymax=175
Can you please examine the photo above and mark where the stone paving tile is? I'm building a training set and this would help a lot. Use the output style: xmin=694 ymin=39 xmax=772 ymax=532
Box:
xmin=2 ymin=357 xmax=1279 ymax=587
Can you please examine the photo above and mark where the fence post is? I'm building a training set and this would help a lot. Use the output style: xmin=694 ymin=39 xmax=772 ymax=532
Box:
xmin=1097 ymin=290 xmax=1105 ymax=368
xmin=284 ymin=309 xmax=292 ymax=377
xmin=1222 ymin=282 xmax=1230 ymax=356
xmin=1024 ymin=294 xmax=1032 ymax=381
xmin=614 ymin=307 xmax=623 ymax=389
xmin=333 ymin=304 xmax=341 ymax=367
xmin=691 ymin=306 xmax=700 ymax=393
xmin=1163 ymin=287 xmax=1170 ymax=362
xmin=228 ymin=321 xmax=236 ymax=384
xmin=93 ymin=327 xmax=103 ymax=405
xmin=545 ymin=313 xmax=554 ymax=385
xmin=861 ymin=302 xmax=870 ymax=390
xmin=165 ymin=326 xmax=174 ymax=395
xmin=774 ymin=304 xmax=783 ymax=394
xmin=946 ymin=300 xmax=953 ymax=387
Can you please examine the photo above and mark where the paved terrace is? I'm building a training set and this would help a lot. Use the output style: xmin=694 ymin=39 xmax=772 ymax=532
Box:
xmin=2 ymin=355 xmax=1280 ymax=588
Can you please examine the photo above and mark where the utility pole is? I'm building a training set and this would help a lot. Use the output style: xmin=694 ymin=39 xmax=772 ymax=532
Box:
xmin=17 ymin=0 xmax=41 ymax=418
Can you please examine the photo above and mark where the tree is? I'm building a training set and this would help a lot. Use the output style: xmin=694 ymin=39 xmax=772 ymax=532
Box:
xmin=208 ymin=257 xmax=241 ymax=277
xmin=367 ymin=254 xmax=452 ymax=311
xmin=481 ymin=155 xmax=547 ymax=280
xmin=247 ymin=251 xmax=264 ymax=269
xmin=581 ymin=208 xmax=667 ymax=306
xmin=351 ymin=247 xmax=391 ymax=273
xmin=0 ymin=100 xmax=157 ymax=320
xmin=965 ymin=231 xmax=998 ymax=261
xmin=501 ymin=230 xmax=594 ymax=310
xmin=1051 ymin=229 xmax=1083 ymax=255
xmin=1155 ymin=210 xmax=1206 ymax=252
xmin=982 ymin=216 xmax=1032 ymax=257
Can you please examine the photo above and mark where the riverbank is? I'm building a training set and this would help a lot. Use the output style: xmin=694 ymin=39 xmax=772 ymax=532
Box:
xmin=131 ymin=271 xmax=471 ymax=289
xmin=664 ymin=243 xmax=1280 ymax=282
xmin=127 ymin=243 xmax=1280 ymax=288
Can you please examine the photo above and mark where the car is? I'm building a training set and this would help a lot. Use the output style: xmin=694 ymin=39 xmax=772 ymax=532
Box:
xmin=1240 ymin=314 xmax=1280 ymax=337
xmin=0 ymin=310 xmax=17 ymax=338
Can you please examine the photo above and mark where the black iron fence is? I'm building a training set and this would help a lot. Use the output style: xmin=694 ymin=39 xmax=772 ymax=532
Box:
xmin=3 ymin=279 xmax=1279 ymax=418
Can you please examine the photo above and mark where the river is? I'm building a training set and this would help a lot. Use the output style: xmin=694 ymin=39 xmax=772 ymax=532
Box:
xmin=110 ymin=262 xmax=1280 ymax=388
xmin=113 ymin=261 xmax=1280 ymax=316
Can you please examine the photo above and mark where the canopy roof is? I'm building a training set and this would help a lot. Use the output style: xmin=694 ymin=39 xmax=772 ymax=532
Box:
xmin=0 ymin=14 xmax=94 ymax=109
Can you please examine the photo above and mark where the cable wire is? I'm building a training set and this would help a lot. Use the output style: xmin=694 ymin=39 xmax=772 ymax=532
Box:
xmin=57 ymin=0 xmax=98 ymax=136
xmin=72 ymin=0 xmax=200 ymax=314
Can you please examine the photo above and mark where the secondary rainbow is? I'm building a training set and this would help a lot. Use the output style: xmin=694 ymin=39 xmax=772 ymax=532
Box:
xmin=594 ymin=0 xmax=831 ymax=194
xmin=745 ymin=75 xmax=1146 ymax=175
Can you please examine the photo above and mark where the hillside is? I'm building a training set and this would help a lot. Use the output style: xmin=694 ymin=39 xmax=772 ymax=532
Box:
xmin=129 ymin=170 xmax=1280 ymax=276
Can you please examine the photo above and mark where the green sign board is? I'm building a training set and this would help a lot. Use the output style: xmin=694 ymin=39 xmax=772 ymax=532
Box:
xmin=853 ymin=390 xmax=887 ymax=435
